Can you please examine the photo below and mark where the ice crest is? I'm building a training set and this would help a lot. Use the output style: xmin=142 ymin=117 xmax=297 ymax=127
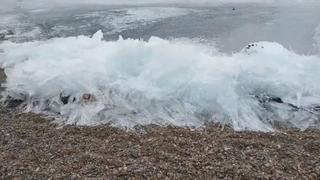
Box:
xmin=0 ymin=31 xmax=319 ymax=131
xmin=92 ymin=30 xmax=104 ymax=41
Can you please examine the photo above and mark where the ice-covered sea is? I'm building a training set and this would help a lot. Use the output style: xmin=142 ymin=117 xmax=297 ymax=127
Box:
xmin=1 ymin=3 xmax=320 ymax=131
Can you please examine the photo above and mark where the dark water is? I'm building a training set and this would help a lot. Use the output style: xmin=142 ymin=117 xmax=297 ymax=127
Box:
xmin=1 ymin=3 xmax=320 ymax=54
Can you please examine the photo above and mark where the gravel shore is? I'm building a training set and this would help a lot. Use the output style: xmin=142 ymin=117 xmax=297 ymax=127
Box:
xmin=1 ymin=107 xmax=320 ymax=179
xmin=0 ymin=69 xmax=320 ymax=179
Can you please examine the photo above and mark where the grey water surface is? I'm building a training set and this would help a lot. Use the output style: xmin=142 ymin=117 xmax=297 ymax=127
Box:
xmin=1 ymin=3 xmax=320 ymax=54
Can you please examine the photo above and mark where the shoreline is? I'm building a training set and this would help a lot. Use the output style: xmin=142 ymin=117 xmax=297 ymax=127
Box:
xmin=0 ymin=106 xmax=320 ymax=179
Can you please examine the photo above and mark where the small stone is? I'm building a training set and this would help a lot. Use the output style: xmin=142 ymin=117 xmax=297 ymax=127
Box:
xmin=129 ymin=149 xmax=140 ymax=159
xmin=82 ymin=93 xmax=96 ymax=102
xmin=70 ymin=174 xmax=78 ymax=180
xmin=60 ymin=93 xmax=70 ymax=104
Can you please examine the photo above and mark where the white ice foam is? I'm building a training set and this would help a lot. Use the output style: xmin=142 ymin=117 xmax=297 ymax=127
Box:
xmin=0 ymin=31 xmax=320 ymax=131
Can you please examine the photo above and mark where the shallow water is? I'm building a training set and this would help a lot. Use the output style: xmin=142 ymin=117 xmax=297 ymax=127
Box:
xmin=1 ymin=3 xmax=320 ymax=54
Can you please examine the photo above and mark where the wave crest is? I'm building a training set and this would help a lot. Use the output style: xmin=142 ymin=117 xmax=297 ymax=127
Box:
xmin=1 ymin=31 xmax=320 ymax=131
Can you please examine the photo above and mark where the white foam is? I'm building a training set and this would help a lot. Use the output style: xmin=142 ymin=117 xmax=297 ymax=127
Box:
xmin=1 ymin=31 xmax=320 ymax=131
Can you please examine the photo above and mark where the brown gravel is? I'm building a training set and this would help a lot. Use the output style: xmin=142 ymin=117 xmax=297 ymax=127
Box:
xmin=1 ymin=69 xmax=320 ymax=179
xmin=0 ymin=108 xmax=320 ymax=179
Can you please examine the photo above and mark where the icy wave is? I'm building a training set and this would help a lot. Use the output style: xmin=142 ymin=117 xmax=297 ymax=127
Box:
xmin=1 ymin=31 xmax=320 ymax=131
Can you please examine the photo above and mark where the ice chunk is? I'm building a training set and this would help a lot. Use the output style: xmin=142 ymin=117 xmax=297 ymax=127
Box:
xmin=92 ymin=30 xmax=104 ymax=41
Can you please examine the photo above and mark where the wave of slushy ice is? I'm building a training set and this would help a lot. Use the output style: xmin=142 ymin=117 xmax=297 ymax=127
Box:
xmin=0 ymin=31 xmax=320 ymax=131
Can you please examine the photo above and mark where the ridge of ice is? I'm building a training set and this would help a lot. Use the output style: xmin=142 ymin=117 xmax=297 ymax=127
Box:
xmin=0 ymin=31 xmax=320 ymax=131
